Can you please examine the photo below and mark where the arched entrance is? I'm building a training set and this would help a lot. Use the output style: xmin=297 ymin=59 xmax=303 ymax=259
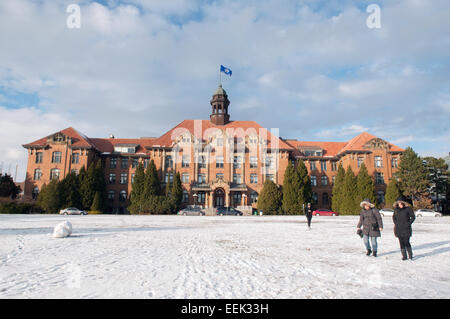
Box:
xmin=214 ymin=188 xmax=225 ymax=207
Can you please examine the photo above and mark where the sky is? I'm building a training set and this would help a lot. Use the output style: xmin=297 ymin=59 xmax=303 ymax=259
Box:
xmin=0 ymin=0 xmax=449 ymax=182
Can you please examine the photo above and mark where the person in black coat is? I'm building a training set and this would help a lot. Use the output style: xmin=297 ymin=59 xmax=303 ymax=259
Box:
xmin=393 ymin=196 xmax=416 ymax=260
xmin=304 ymin=203 xmax=313 ymax=230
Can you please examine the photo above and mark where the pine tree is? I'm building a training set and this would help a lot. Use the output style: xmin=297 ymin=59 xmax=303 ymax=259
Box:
xmin=37 ymin=179 xmax=62 ymax=214
xmin=341 ymin=166 xmax=359 ymax=215
xmin=332 ymin=163 xmax=346 ymax=213
xmin=297 ymin=159 xmax=312 ymax=209
xmin=129 ymin=163 xmax=145 ymax=214
xmin=356 ymin=163 xmax=376 ymax=206
xmin=90 ymin=191 xmax=102 ymax=212
xmin=80 ymin=162 xmax=96 ymax=210
xmin=60 ymin=172 xmax=82 ymax=209
xmin=396 ymin=147 xmax=430 ymax=206
xmin=282 ymin=162 xmax=301 ymax=215
xmin=170 ymin=172 xmax=183 ymax=213
xmin=0 ymin=173 xmax=21 ymax=199
xmin=385 ymin=178 xmax=401 ymax=208
xmin=144 ymin=160 xmax=160 ymax=197
xmin=257 ymin=179 xmax=283 ymax=215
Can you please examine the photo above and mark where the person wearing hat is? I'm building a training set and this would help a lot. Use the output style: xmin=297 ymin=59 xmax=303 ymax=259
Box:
xmin=393 ymin=196 xmax=416 ymax=260
xmin=357 ymin=198 xmax=383 ymax=257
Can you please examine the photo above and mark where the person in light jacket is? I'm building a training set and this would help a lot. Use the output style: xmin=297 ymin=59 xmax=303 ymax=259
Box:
xmin=357 ymin=198 xmax=383 ymax=257
xmin=393 ymin=196 xmax=416 ymax=260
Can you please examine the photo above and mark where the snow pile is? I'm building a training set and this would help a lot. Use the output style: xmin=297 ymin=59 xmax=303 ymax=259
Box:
xmin=52 ymin=221 xmax=73 ymax=238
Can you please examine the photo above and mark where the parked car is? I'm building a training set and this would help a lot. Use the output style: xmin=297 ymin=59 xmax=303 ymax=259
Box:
xmin=379 ymin=208 xmax=394 ymax=217
xmin=216 ymin=207 xmax=243 ymax=216
xmin=312 ymin=209 xmax=339 ymax=216
xmin=59 ymin=207 xmax=87 ymax=215
xmin=414 ymin=209 xmax=442 ymax=217
xmin=177 ymin=206 xmax=205 ymax=216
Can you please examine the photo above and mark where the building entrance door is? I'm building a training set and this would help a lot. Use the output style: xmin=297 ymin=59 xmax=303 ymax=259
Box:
xmin=214 ymin=188 xmax=225 ymax=207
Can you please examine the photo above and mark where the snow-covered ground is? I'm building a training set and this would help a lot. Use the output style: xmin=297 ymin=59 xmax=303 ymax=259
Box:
xmin=0 ymin=214 xmax=449 ymax=299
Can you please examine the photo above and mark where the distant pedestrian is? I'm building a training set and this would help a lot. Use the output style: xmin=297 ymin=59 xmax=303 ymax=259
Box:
xmin=393 ymin=196 xmax=416 ymax=260
xmin=304 ymin=203 xmax=313 ymax=230
xmin=357 ymin=198 xmax=383 ymax=257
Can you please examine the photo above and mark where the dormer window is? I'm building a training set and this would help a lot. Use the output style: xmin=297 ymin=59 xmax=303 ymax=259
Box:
xmin=114 ymin=144 xmax=138 ymax=154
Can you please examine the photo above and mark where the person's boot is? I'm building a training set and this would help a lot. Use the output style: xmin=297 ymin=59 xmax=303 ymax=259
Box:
xmin=406 ymin=247 xmax=413 ymax=260
xmin=401 ymin=249 xmax=407 ymax=261
xmin=366 ymin=249 xmax=372 ymax=256
xmin=372 ymin=251 xmax=377 ymax=257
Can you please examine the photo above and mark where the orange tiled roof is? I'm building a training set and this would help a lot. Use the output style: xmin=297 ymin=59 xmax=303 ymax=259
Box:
xmin=23 ymin=127 xmax=95 ymax=149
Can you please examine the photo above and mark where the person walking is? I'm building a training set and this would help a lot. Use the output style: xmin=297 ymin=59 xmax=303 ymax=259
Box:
xmin=393 ymin=196 xmax=416 ymax=260
xmin=304 ymin=203 xmax=313 ymax=230
xmin=357 ymin=198 xmax=383 ymax=257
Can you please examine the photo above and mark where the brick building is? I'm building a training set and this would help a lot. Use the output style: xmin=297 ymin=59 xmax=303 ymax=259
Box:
xmin=22 ymin=85 xmax=404 ymax=213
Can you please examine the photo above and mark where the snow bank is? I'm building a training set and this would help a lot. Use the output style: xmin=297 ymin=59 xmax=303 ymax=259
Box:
xmin=52 ymin=221 xmax=73 ymax=238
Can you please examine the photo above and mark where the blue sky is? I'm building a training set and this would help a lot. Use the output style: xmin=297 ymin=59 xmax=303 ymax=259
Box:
xmin=0 ymin=0 xmax=449 ymax=181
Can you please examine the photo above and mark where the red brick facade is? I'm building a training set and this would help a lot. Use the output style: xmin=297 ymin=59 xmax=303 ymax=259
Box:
xmin=22 ymin=86 xmax=403 ymax=213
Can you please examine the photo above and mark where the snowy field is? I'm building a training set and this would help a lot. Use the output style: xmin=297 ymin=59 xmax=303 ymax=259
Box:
xmin=1 ymin=214 xmax=449 ymax=299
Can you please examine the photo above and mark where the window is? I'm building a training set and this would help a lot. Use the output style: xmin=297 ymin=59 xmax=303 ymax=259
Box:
xmin=182 ymin=173 xmax=190 ymax=183
xmin=165 ymin=173 xmax=174 ymax=183
xmin=50 ymin=168 xmax=60 ymax=180
xmin=250 ymin=174 xmax=258 ymax=184
xmin=310 ymin=161 xmax=317 ymax=171
xmin=34 ymin=169 xmax=42 ymax=181
xmin=144 ymin=158 xmax=149 ymax=168
xmin=197 ymin=173 xmax=206 ymax=183
xmin=216 ymin=138 xmax=223 ymax=147
xmin=121 ymin=158 xmax=129 ymax=169
xmin=321 ymin=176 xmax=328 ymax=186
xmin=110 ymin=157 xmax=117 ymax=169
xmin=109 ymin=173 xmax=116 ymax=184
xmin=71 ymin=169 xmax=79 ymax=175
xmin=182 ymin=136 xmax=191 ymax=144
xmin=120 ymin=173 xmax=128 ymax=184
xmin=216 ymin=156 xmax=224 ymax=168
xmin=376 ymin=191 xmax=385 ymax=205
xmin=35 ymin=152 xmax=43 ymax=164
xmin=182 ymin=190 xmax=189 ymax=203
xmin=375 ymin=156 xmax=383 ymax=168
xmin=119 ymin=190 xmax=127 ymax=202
xmin=322 ymin=193 xmax=329 ymax=205
xmin=357 ymin=157 xmax=364 ymax=168
xmin=265 ymin=174 xmax=274 ymax=182
xmin=265 ymin=157 xmax=274 ymax=169
xmin=331 ymin=162 xmax=337 ymax=171
xmin=233 ymin=174 xmax=242 ymax=184
xmin=32 ymin=187 xmax=39 ymax=200
xmin=182 ymin=155 xmax=190 ymax=168
xmin=332 ymin=176 xmax=336 ymax=185
xmin=52 ymin=152 xmax=61 ymax=163
xmin=233 ymin=193 xmax=242 ymax=206
xmin=72 ymin=153 xmax=80 ymax=164
xmin=108 ymin=190 xmax=115 ymax=201
xmin=132 ymin=158 xmax=139 ymax=168
xmin=320 ymin=161 xmax=327 ymax=171
xmin=216 ymin=173 xmax=224 ymax=180
xmin=250 ymin=191 xmax=258 ymax=203
xmin=250 ymin=156 xmax=258 ymax=168
xmin=391 ymin=157 xmax=398 ymax=168
xmin=131 ymin=173 xmax=135 ymax=184
xmin=233 ymin=156 xmax=242 ymax=169
xmin=165 ymin=155 xmax=173 ymax=168
xmin=311 ymin=175 xmax=317 ymax=186
xmin=312 ymin=192 xmax=318 ymax=204
xmin=375 ymin=172 xmax=384 ymax=185
xmin=197 ymin=192 xmax=205 ymax=204
xmin=198 ymin=155 xmax=206 ymax=169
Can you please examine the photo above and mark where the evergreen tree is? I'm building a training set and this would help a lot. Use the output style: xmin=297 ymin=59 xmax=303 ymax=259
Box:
xmin=144 ymin=160 xmax=160 ymax=197
xmin=60 ymin=172 xmax=82 ymax=209
xmin=341 ymin=166 xmax=359 ymax=215
xmin=257 ymin=179 xmax=283 ymax=215
xmin=385 ymin=178 xmax=401 ymax=208
xmin=80 ymin=162 xmax=96 ymax=210
xmin=129 ymin=163 xmax=145 ymax=214
xmin=90 ymin=191 xmax=102 ymax=212
xmin=332 ymin=163 xmax=346 ymax=213
xmin=356 ymin=163 xmax=376 ymax=206
xmin=170 ymin=172 xmax=183 ymax=213
xmin=282 ymin=162 xmax=301 ymax=214
xmin=37 ymin=179 xmax=62 ymax=214
xmin=0 ymin=173 xmax=21 ymax=199
xmin=396 ymin=147 xmax=429 ymax=206
xmin=297 ymin=159 xmax=312 ymax=209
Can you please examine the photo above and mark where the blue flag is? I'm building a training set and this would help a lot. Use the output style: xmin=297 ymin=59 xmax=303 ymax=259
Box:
xmin=220 ymin=65 xmax=232 ymax=77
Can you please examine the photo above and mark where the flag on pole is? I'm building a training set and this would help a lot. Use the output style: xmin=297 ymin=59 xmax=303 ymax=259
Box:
xmin=220 ymin=65 xmax=232 ymax=77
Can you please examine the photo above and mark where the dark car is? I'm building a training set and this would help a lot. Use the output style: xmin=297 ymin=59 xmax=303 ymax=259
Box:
xmin=215 ymin=207 xmax=243 ymax=216
xmin=177 ymin=206 xmax=205 ymax=216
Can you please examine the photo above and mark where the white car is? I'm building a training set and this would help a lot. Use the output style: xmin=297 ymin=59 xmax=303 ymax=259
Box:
xmin=414 ymin=209 xmax=442 ymax=217
xmin=59 ymin=207 xmax=88 ymax=215
xmin=379 ymin=208 xmax=394 ymax=217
